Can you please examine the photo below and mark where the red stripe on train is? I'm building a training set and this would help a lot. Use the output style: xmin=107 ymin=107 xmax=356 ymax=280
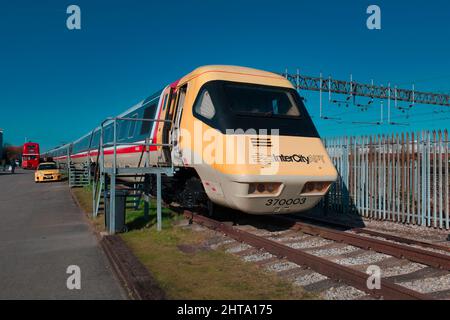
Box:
xmin=65 ymin=145 xmax=157 ymax=160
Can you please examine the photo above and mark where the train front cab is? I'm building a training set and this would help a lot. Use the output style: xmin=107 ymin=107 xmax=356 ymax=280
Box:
xmin=168 ymin=66 xmax=338 ymax=214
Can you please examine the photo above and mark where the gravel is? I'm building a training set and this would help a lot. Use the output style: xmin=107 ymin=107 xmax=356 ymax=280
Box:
xmin=210 ymin=239 xmax=236 ymax=249
xmin=399 ymin=274 xmax=450 ymax=293
xmin=334 ymin=252 xmax=390 ymax=266
xmin=286 ymin=238 xmax=333 ymax=250
xmin=321 ymin=285 xmax=366 ymax=300
xmin=265 ymin=261 xmax=299 ymax=273
xmin=225 ymin=243 xmax=252 ymax=253
xmin=360 ymin=218 xmax=450 ymax=244
xmin=242 ymin=252 xmax=274 ymax=262
xmin=382 ymin=262 xmax=426 ymax=277
xmin=240 ymin=228 xmax=289 ymax=238
xmin=294 ymin=272 xmax=328 ymax=286
xmin=272 ymin=234 xmax=311 ymax=243
xmin=308 ymin=245 xmax=360 ymax=257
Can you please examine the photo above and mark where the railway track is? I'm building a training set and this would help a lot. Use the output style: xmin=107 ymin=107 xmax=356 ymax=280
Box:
xmin=184 ymin=211 xmax=450 ymax=300
xmin=283 ymin=214 xmax=450 ymax=254
xmin=257 ymin=215 xmax=450 ymax=270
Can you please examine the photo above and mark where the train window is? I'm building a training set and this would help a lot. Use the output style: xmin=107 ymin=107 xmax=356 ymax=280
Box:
xmin=118 ymin=120 xmax=130 ymax=141
xmin=224 ymin=83 xmax=301 ymax=118
xmin=140 ymin=104 xmax=156 ymax=135
xmin=91 ymin=131 xmax=100 ymax=148
xmin=192 ymin=80 xmax=319 ymax=138
xmin=176 ymin=87 xmax=186 ymax=113
xmin=194 ymin=89 xmax=215 ymax=119
xmin=83 ymin=138 xmax=89 ymax=150
xmin=128 ymin=114 xmax=138 ymax=138
xmin=104 ymin=127 xmax=112 ymax=143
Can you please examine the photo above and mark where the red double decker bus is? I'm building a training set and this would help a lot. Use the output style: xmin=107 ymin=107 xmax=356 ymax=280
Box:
xmin=22 ymin=142 xmax=40 ymax=169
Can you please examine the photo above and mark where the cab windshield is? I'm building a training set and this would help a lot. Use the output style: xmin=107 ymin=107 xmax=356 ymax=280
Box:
xmin=224 ymin=83 xmax=301 ymax=118
xmin=38 ymin=163 xmax=57 ymax=170
xmin=193 ymin=80 xmax=319 ymax=137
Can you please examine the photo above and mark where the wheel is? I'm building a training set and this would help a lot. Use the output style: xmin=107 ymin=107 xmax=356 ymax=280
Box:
xmin=177 ymin=177 xmax=208 ymax=209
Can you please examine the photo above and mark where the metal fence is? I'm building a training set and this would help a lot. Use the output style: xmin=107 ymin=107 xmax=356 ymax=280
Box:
xmin=323 ymin=130 xmax=450 ymax=229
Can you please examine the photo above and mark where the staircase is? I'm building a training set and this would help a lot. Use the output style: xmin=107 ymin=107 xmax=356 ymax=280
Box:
xmin=124 ymin=183 xmax=145 ymax=210
xmin=93 ymin=179 xmax=145 ymax=217
xmin=68 ymin=162 xmax=90 ymax=187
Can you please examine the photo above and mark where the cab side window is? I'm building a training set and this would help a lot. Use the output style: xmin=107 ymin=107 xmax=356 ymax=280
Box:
xmin=194 ymin=89 xmax=215 ymax=120
xmin=176 ymin=87 xmax=186 ymax=113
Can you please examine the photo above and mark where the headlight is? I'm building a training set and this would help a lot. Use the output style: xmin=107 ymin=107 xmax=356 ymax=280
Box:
xmin=301 ymin=181 xmax=332 ymax=194
xmin=248 ymin=183 xmax=282 ymax=195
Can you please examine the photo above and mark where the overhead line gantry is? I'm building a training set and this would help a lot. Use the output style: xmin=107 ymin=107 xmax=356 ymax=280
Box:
xmin=283 ymin=72 xmax=450 ymax=107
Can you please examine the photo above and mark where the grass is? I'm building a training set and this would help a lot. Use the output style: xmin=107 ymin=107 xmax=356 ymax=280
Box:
xmin=122 ymin=226 xmax=313 ymax=299
xmin=72 ymin=186 xmax=315 ymax=300
xmin=71 ymin=185 xmax=104 ymax=230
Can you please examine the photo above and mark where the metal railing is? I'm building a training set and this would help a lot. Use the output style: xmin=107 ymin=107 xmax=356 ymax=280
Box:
xmin=323 ymin=129 xmax=450 ymax=229
xmin=99 ymin=116 xmax=173 ymax=173
xmin=94 ymin=116 xmax=174 ymax=233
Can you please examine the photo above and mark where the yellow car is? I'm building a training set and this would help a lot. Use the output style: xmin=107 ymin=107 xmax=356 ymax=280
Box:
xmin=35 ymin=162 xmax=62 ymax=183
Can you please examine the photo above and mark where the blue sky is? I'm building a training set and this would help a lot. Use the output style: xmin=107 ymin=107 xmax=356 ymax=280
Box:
xmin=1 ymin=0 xmax=450 ymax=150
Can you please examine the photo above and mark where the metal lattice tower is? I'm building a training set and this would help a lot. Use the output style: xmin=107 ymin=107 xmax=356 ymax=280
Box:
xmin=283 ymin=72 xmax=450 ymax=107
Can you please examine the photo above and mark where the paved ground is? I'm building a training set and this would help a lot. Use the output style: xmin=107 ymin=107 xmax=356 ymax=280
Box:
xmin=0 ymin=169 xmax=125 ymax=299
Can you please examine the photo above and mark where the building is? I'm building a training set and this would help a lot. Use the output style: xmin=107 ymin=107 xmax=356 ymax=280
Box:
xmin=0 ymin=128 xmax=3 ymax=159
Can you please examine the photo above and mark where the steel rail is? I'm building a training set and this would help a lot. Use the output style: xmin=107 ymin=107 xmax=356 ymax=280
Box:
xmin=352 ymin=228 xmax=450 ymax=253
xmin=284 ymin=214 xmax=450 ymax=254
xmin=261 ymin=215 xmax=450 ymax=270
xmin=185 ymin=211 xmax=432 ymax=300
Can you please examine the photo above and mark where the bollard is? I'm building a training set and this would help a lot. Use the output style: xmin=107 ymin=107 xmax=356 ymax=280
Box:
xmin=105 ymin=190 xmax=127 ymax=233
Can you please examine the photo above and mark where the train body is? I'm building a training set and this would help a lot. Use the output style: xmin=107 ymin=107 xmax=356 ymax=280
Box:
xmin=45 ymin=65 xmax=337 ymax=214
xmin=22 ymin=142 xmax=40 ymax=169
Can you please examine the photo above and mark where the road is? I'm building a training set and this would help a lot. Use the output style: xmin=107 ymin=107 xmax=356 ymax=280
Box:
xmin=0 ymin=169 xmax=125 ymax=299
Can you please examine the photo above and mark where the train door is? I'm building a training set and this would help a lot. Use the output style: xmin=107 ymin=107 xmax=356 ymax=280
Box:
xmin=156 ymin=84 xmax=187 ymax=166
xmin=171 ymin=85 xmax=187 ymax=166
xmin=162 ymin=91 xmax=174 ymax=164
xmin=156 ymin=90 xmax=173 ymax=165
xmin=157 ymin=85 xmax=187 ymax=165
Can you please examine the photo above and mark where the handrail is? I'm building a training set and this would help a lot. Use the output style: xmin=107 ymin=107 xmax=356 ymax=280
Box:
xmin=96 ymin=115 xmax=174 ymax=233
xmin=101 ymin=142 xmax=172 ymax=147
xmin=100 ymin=116 xmax=172 ymax=126
xmin=99 ymin=116 xmax=174 ymax=175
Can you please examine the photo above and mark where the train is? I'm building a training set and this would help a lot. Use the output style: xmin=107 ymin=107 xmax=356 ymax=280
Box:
xmin=44 ymin=65 xmax=337 ymax=214
xmin=22 ymin=142 xmax=40 ymax=169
